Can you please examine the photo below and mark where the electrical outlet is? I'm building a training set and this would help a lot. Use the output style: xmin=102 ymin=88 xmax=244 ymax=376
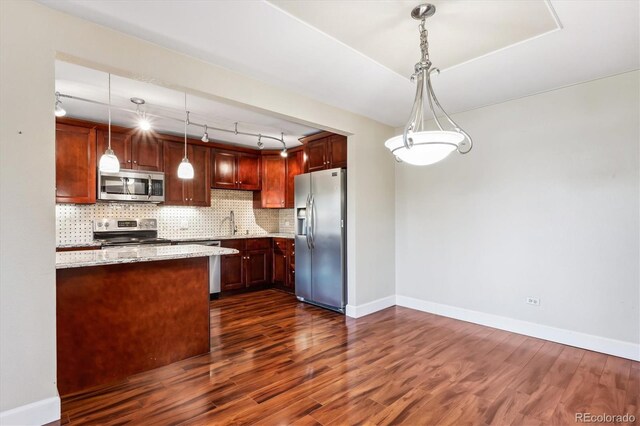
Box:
xmin=180 ymin=220 xmax=189 ymax=230
xmin=526 ymin=297 xmax=540 ymax=306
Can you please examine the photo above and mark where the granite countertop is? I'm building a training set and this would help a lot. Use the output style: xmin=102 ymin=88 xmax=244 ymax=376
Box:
xmin=170 ymin=233 xmax=295 ymax=242
xmin=57 ymin=233 xmax=295 ymax=249
xmin=56 ymin=245 xmax=239 ymax=269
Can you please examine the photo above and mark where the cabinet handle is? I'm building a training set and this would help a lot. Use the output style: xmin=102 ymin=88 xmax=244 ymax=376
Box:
xmin=133 ymin=160 xmax=137 ymax=164
xmin=127 ymin=160 xmax=132 ymax=163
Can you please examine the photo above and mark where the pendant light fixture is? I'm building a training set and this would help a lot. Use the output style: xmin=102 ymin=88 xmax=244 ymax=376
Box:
xmin=98 ymin=74 xmax=120 ymax=173
xmin=385 ymin=3 xmax=472 ymax=166
xmin=54 ymin=92 xmax=66 ymax=117
xmin=177 ymin=94 xmax=194 ymax=180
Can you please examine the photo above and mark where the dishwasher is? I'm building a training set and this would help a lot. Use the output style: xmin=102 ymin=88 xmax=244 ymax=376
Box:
xmin=173 ymin=240 xmax=221 ymax=299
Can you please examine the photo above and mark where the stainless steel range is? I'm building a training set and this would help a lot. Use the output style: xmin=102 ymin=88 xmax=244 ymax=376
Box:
xmin=93 ymin=218 xmax=171 ymax=247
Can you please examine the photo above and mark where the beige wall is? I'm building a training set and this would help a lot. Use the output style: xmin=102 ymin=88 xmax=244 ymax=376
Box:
xmin=396 ymin=72 xmax=639 ymax=348
xmin=0 ymin=0 xmax=396 ymax=413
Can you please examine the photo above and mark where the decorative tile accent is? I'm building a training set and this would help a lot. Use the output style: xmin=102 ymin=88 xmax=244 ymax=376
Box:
xmin=56 ymin=190 xmax=282 ymax=246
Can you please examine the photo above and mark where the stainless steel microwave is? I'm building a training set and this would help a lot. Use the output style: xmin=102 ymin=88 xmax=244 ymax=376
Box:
xmin=98 ymin=169 xmax=165 ymax=203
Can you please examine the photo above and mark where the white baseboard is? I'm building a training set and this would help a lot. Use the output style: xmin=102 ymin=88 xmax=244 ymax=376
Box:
xmin=396 ymin=295 xmax=640 ymax=361
xmin=0 ymin=396 xmax=60 ymax=426
xmin=346 ymin=295 xmax=396 ymax=318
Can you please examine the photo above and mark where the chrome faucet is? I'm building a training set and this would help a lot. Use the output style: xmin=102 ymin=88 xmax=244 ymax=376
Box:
xmin=230 ymin=210 xmax=237 ymax=235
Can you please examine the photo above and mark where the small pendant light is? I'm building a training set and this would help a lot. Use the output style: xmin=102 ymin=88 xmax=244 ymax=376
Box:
xmin=177 ymin=93 xmax=194 ymax=179
xmin=98 ymin=74 xmax=120 ymax=173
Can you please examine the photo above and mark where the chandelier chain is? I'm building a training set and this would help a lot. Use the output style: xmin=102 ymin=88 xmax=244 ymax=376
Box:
xmin=419 ymin=20 xmax=429 ymax=62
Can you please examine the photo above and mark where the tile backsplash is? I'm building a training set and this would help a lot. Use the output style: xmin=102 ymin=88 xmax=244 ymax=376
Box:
xmin=56 ymin=189 xmax=283 ymax=246
xmin=278 ymin=209 xmax=296 ymax=234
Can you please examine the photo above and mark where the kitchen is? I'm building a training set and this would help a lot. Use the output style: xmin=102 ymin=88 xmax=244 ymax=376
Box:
xmin=54 ymin=61 xmax=348 ymax=395
xmin=2 ymin=1 xmax=638 ymax=425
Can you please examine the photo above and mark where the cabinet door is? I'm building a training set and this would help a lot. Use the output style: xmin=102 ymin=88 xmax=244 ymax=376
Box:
xmin=259 ymin=155 xmax=286 ymax=208
xmin=272 ymin=239 xmax=287 ymax=286
xmin=56 ymin=123 xmax=97 ymax=204
xmin=286 ymin=150 xmax=304 ymax=208
xmin=306 ymin=139 xmax=327 ymax=172
xmin=162 ymin=141 xmax=186 ymax=205
xmin=285 ymin=240 xmax=295 ymax=291
xmin=187 ymin=144 xmax=211 ymax=207
xmin=131 ymin=133 xmax=163 ymax=171
xmin=212 ymin=150 xmax=238 ymax=189
xmin=245 ymin=249 xmax=270 ymax=287
xmin=96 ymin=129 xmax=131 ymax=170
xmin=328 ymin=135 xmax=347 ymax=169
xmin=237 ymin=153 xmax=261 ymax=190
xmin=220 ymin=240 xmax=245 ymax=291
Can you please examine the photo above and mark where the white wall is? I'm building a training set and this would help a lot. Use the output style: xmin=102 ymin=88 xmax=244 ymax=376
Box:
xmin=0 ymin=0 xmax=395 ymax=419
xmin=396 ymin=72 xmax=639 ymax=355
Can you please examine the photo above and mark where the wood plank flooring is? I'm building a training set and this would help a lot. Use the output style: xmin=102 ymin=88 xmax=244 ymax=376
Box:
xmin=60 ymin=290 xmax=639 ymax=425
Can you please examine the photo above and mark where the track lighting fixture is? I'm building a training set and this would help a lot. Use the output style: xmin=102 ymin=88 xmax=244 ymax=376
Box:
xmin=131 ymin=98 xmax=151 ymax=131
xmin=54 ymin=92 xmax=66 ymax=117
xmin=201 ymin=125 xmax=209 ymax=143
xmin=280 ymin=149 xmax=288 ymax=158
xmin=177 ymin=99 xmax=194 ymax=180
xmin=56 ymin=91 xmax=289 ymax=151
xmin=98 ymin=74 xmax=120 ymax=173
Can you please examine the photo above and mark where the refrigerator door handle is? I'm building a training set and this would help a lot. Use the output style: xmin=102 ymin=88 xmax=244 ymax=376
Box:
xmin=309 ymin=195 xmax=316 ymax=249
xmin=305 ymin=194 xmax=312 ymax=250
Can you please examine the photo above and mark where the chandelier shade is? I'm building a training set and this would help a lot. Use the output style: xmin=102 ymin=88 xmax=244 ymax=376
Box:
xmin=385 ymin=3 xmax=472 ymax=166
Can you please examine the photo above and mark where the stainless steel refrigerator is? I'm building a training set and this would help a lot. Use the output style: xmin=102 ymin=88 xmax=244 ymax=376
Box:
xmin=295 ymin=168 xmax=346 ymax=313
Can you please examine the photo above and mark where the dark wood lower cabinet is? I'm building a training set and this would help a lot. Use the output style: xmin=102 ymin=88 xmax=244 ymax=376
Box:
xmin=220 ymin=239 xmax=271 ymax=291
xmin=272 ymin=238 xmax=295 ymax=293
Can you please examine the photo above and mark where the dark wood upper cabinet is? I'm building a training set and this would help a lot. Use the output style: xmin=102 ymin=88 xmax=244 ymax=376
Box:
xmin=212 ymin=150 xmax=237 ymax=189
xmin=188 ymin=144 xmax=211 ymax=207
xmin=212 ymin=150 xmax=261 ymax=191
xmin=237 ymin=153 xmax=261 ymax=190
xmin=131 ymin=133 xmax=163 ymax=171
xmin=302 ymin=132 xmax=347 ymax=172
xmin=162 ymin=140 xmax=186 ymax=205
xmin=286 ymin=150 xmax=304 ymax=208
xmin=306 ymin=141 xmax=327 ymax=172
xmin=96 ymin=130 xmax=130 ymax=170
xmin=97 ymin=130 xmax=163 ymax=172
xmin=328 ymin=135 xmax=347 ymax=168
xmin=254 ymin=155 xmax=286 ymax=208
xmin=163 ymin=140 xmax=210 ymax=206
xmin=56 ymin=123 xmax=97 ymax=204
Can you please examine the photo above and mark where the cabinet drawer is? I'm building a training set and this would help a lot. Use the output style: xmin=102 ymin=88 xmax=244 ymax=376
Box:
xmin=273 ymin=238 xmax=288 ymax=252
xmin=246 ymin=238 xmax=271 ymax=250
xmin=221 ymin=239 xmax=245 ymax=251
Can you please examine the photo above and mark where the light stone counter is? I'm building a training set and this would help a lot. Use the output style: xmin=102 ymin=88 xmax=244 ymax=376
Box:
xmin=56 ymin=244 xmax=239 ymax=269
xmin=56 ymin=233 xmax=295 ymax=249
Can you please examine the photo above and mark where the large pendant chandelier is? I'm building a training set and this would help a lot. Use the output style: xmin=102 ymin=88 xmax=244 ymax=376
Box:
xmin=385 ymin=4 xmax=472 ymax=166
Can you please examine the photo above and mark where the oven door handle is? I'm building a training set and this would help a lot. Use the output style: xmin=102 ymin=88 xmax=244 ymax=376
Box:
xmin=148 ymin=175 xmax=152 ymax=199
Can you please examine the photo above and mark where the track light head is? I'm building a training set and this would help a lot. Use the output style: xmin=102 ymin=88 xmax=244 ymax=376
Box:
xmin=54 ymin=92 xmax=66 ymax=117
xmin=257 ymin=135 xmax=264 ymax=150
xmin=280 ymin=149 xmax=288 ymax=158
xmin=201 ymin=125 xmax=209 ymax=142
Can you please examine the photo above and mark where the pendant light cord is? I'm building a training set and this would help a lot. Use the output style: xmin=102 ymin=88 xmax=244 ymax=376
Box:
xmin=108 ymin=73 xmax=112 ymax=151
xmin=184 ymin=92 xmax=188 ymax=158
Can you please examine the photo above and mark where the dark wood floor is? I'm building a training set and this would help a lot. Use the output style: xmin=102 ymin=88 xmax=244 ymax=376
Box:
xmin=60 ymin=289 xmax=639 ymax=425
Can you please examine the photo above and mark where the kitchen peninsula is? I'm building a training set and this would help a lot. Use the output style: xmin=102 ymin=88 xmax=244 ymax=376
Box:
xmin=55 ymin=245 xmax=237 ymax=395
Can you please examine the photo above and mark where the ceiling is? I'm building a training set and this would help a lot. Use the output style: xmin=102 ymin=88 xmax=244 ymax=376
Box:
xmin=271 ymin=0 xmax=559 ymax=75
xmin=40 ymin=0 xmax=639 ymax=128
xmin=55 ymin=61 xmax=318 ymax=149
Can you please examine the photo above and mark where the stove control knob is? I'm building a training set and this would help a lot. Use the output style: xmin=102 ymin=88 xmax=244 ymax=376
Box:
xmin=104 ymin=222 xmax=110 ymax=229
xmin=97 ymin=223 xmax=103 ymax=228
